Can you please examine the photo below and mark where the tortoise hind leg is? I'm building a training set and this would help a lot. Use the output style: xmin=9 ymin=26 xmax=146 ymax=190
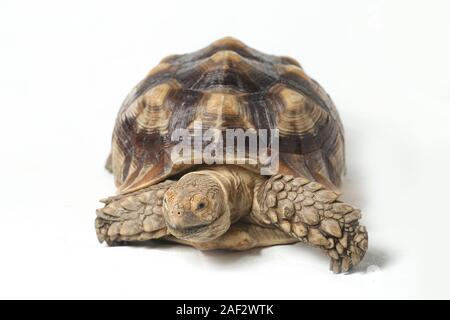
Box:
xmin=167 ymin=222 xmax=298 ymax=251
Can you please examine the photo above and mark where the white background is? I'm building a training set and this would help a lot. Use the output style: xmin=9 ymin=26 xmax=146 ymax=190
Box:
xmin=1 ymin=0 xmax=449 ymax=299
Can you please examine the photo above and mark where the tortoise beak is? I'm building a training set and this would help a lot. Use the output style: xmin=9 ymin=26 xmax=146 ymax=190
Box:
xmin=166 ymin=206 xmax=208 ymax=231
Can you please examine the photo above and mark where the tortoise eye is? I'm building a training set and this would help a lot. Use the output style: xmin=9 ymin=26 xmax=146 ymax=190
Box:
xmin=196 ymin=202 xmax=206 ymax=210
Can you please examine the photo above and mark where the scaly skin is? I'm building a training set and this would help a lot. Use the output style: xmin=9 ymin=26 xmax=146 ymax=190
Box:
xmin=96 ymin=166 xmax=368 ymax=273
xmin=95 ymin=180 xmax=174 ymax=245
xmin=252 ymin=174 xmax=368 ymax=273
xmin=95 ymin=170 xmax=295 ymax=250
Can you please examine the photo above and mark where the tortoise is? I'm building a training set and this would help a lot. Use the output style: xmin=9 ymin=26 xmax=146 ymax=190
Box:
xmin=95 ymin=37 xmax=368 ymax=273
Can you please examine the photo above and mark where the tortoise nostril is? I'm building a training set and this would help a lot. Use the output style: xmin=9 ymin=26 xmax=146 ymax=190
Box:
xmin=176 ymin=210 xmax=182 ymax=216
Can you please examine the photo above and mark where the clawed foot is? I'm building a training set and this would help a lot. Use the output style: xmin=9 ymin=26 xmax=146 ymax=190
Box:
xmin=95 ymin=181 xmax=174 ymax=244
xmin=95 ymin=202 xmax=167 ymax=244
xmin=328 ymin=225 xmax=368 ymax=273
xmin=256 ymin=174 xmax=369 ymax=273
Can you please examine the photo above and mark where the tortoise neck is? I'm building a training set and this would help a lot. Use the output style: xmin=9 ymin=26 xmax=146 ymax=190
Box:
xmin=192 ymin=166 xmax=264 ymax=222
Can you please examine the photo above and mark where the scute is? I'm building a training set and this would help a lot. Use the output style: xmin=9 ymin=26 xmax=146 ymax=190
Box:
xmin=111 ymin=37 xmax=345 ymax=194
xmin=174 ymin=49 xmax=279 ymax=93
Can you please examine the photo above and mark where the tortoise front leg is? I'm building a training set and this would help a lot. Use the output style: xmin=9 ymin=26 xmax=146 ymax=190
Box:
xmin=252 ymin=175 xmax=368 ymax=273
xmin=95 ymin=180 xmax=175 ymax=245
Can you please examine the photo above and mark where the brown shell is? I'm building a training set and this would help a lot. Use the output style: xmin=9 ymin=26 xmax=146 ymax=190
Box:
xmin=111 ymin=37 xmax=345 ymax=194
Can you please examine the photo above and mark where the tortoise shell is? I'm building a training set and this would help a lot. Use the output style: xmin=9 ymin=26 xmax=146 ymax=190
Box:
xmin=111 ymin=37 xmax=345 ymax=194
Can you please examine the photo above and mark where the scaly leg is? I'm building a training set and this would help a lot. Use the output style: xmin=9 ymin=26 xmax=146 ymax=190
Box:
xmin=252 ymin=175 xmax=368 ymax=273
xmin=95 ymin=180 xmax=175 ymax=245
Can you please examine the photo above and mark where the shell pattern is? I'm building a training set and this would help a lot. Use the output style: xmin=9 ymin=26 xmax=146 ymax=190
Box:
xmin=111 ymin=37 xmax=345 ymax=194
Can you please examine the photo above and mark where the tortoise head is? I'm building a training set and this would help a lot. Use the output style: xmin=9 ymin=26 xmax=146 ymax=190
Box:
xmin=162 ymin=172 xmax=230 ymax=242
